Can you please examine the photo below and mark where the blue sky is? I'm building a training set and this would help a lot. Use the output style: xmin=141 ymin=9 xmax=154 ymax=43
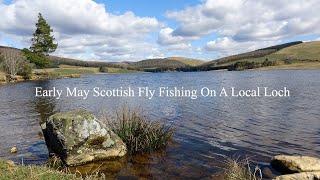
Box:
xmin=0 ymin=0 xmax=319 ymax=61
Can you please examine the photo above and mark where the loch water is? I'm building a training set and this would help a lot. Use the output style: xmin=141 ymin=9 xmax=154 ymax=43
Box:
xmin=0 ymin=70 xmax=319 ymax=178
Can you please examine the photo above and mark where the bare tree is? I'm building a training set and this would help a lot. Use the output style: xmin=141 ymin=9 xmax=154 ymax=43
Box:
xmin=0 ymin=48 xmax=24 ymax=77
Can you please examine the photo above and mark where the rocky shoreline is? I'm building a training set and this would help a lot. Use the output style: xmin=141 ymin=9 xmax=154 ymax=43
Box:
xmin=2 ymin=109 xmax=319 ymax=179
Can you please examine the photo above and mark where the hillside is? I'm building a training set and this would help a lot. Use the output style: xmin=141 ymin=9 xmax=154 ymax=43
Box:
xmin=1 ymin=41 xmax=319 ymax=76
xmin=201 ymin=41 xmax=303 ymax=68
xmin=272 ymin=41 xmax=320 ymax=60
xmin=131 ymin=57 xmax=204 ymax=71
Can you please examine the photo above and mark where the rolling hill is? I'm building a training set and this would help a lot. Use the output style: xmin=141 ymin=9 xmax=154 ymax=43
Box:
xmin=200 ymin=41 xmax=303 ymax=69
xmin=272 ymin=41 xmax=320 ymax=61
xmin=131 ymin=57 xmax=204 ymax=71
xmin=1 ymin=41 xmax=319 ymax=75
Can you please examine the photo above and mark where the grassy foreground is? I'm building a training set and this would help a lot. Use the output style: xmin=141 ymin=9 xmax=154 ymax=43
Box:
xmin=0 ymin=159 xmax=104 ymax=180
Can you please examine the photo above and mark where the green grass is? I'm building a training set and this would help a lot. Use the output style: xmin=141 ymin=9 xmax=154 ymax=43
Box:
xmin=33 ymin=66 xmax=99 ymax=79
xmin=52 ymin=68 xmax=97 ymax=75
xmin=105 ymin=67 xmax=138 ymax=74
xmin=102 ymin=108 xmax=174 ymax=154
xmin=274 ymin=41 xmax=320 ymax=60
xmin=0 ymin=71 xmax=6 ymax=82
xmin=0 ymin=160 xmax=75 ymax=180
xmin=224 ymin=159 xmax=262 ymax=180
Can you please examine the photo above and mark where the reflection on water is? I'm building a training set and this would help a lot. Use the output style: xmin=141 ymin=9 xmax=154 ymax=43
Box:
xmin=0 ymin=70 xmax=319 ymax=178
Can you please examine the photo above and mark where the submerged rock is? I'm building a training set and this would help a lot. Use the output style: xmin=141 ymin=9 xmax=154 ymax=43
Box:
xmin=41 ymin=109 xmax=127 ymax=166
xmin=271 ymin=155 xmax=320 ymax=173
xmin=10 ymin=146 xmax=17 ymax=153
xmin=273 ymin=171 xmax=320 ymax=180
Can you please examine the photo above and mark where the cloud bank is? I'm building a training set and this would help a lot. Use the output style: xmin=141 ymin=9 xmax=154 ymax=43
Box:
xmin=163 ymin=0 xmax=320 ymax=57
xmin=0 ymin=0 xmax=160 ymax=61
xmin=0 ymin=0 xmax=319 ymax=61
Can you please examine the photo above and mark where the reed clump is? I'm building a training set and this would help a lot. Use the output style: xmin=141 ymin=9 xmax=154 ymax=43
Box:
xmin=103 ymin=108 xmax=174 ymax=154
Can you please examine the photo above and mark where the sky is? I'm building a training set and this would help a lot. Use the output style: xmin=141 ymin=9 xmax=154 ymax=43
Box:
xmin=0 ymin=0 xmax=320 ymax=62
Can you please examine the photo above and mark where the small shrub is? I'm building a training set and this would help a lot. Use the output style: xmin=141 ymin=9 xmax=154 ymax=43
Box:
xmin=262 ymin=59 xmax=276 ymax=67
xmin=99 ymin=66 xmax=108 ymax=73
xmin=102 ymin=108 xmax=174 ymax=154
xmin=18 ymin=62 xmax=33 ymax=80
xmin=224 ymin=158 xmax=262 ymax=180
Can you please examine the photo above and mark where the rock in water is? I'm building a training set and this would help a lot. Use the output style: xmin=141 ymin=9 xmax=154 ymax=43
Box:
xmin=271 ymin=155 xmax=320 ymax=173
xmin=10 ymin=146 xmax=17 ymax=153
xmin=41 ymin=109 xmax=127 ymax=166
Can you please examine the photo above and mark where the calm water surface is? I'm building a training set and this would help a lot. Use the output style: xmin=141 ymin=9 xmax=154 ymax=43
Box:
xmin=0 ymin=70 xmax=319 ymax=179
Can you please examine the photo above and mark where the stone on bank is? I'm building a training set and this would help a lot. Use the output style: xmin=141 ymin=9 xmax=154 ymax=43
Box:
xmin=271 ymin=155 xmax=320 ymax=173
xmin=273 ymin=171 xmax=320 ymax=180
xmin=271 ymin=155 xmax=320 ymax=180
xmin=41 ymin=109 xmax=127 ymax=166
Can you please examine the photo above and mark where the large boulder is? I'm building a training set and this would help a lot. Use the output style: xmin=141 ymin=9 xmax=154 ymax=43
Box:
xmin=271 ymin=155 xmax=320 ymax=173
xmin=41 ymin=109 xmax=127 ymax=166
xmin=273 ymin=172 xmax=320 ymax=180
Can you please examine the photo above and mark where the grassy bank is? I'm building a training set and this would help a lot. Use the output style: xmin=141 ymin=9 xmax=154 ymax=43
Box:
xmin=33 ymin=65 xmax=99 ymax=79
xmin=0 ymin=159 xmax=104 ymax=180
xmin=104 ymin=67 xmax=139 ymax=74
xmin=0 ymin=65 xmax=141 ymax=84
xmin=256 ymin=61 xmax=320 ymax=70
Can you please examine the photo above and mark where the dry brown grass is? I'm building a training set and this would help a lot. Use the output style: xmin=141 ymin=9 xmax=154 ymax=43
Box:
xmin=0 ymin=159 xmax=105 ymax=180
xmin=224 ymin=158 xmax=262 ymax=180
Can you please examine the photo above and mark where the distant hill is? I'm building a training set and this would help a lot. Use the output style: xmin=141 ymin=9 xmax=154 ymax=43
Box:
xmin=193 ymin=41 xmax=320 ymax=71
xmin=1 ymin=41 xmax=319 ymax=73
xmin=132 ymin=57 xmax=204 ymax=71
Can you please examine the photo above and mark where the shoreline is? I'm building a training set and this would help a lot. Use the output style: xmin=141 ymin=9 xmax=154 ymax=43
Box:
xmin=1 ymin=62 xmax=319 ymax=85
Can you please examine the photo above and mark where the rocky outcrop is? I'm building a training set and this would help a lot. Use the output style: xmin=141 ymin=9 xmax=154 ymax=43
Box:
xmin=41 ymin=109 xmax=127 ymax=166
xmin=271 ymin=155 xmax=320 ymax=173
xmin=271 ymin=155 xmax=320 ymax=180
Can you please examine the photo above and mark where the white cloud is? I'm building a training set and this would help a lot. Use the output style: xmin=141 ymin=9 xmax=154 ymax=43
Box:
xmin=165 ymin=0 xmax=320 ymax=55
xmin=157 ymin=27 xmax=192 ymax=50
xmin=205 ymin=37 xmax=278 ymax=56
xmin=0 ymin=0 xmax=160 ymax=61
xmin=1 ymin=0 xmax=320 ymax=61
xmin=167 ymin=0 xmax=320 ymax=40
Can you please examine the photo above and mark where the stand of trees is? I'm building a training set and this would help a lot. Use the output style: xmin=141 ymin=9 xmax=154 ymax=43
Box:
xmin=228 ymin=59 xmax=277 ymax=71
xmin=0 ymin=13 xmax=57 ymax=81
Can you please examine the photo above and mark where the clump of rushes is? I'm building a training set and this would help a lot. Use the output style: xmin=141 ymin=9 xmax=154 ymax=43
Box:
xmin=224 ymin=158 xmax=262 ymax=180
xmin=103 ymin=108 xmax=174 ymax=154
